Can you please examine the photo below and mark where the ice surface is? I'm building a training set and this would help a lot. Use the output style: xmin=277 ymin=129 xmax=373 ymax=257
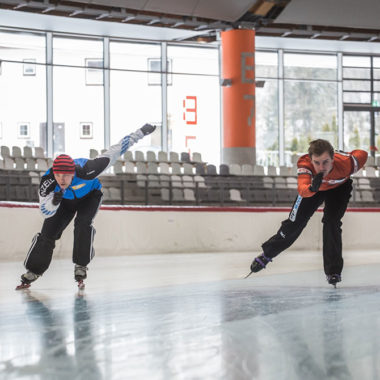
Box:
xmin=1 ymin=251 xmax=380 ymax=380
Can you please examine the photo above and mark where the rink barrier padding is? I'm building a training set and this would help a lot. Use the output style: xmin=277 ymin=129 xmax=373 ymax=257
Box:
xmin=1 ymin=201 xmax=380 ymax=212
xmin=1 ymin=201 xmax=380 ymax=258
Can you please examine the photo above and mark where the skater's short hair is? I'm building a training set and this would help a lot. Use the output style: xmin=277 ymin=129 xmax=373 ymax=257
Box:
xmin=308 ymin=139 xmax=334 ymax=159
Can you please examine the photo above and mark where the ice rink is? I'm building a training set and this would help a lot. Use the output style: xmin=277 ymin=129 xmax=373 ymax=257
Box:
xmin=1 ymin=250 xmax=380 ymax=380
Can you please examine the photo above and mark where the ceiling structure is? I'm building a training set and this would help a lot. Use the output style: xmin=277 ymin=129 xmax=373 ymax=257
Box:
xmin=1 ymin=0 xmax=380 ymax=43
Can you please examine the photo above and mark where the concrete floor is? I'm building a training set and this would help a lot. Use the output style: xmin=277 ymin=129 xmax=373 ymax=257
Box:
xmin=1 ymin=250 xmax=380 ymax=380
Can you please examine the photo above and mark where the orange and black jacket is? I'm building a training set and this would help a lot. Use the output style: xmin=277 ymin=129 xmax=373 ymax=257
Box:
xmin=297 ymin=150 xmax=368 ymax=198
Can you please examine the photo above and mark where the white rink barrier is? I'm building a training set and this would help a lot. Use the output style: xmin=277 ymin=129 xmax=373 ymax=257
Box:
xmin=0 ymin=202 xmax=379 ymax=260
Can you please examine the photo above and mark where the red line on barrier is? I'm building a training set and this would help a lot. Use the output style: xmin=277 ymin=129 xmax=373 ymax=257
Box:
xmin=1 ymin=202 xmax=380 ymax=213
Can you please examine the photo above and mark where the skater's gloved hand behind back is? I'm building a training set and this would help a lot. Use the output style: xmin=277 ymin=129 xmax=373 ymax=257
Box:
xmin=309 ymin=172 xmax=323 ymax=192
xmin=52 ymin=189 xmax=64 ymax=205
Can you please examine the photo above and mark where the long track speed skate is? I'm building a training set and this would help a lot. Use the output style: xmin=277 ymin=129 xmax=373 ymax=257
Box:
xmin=327 ymin=274 xmax=341 ymax=288
xmin=15 ymin=271 xmax=40 ymax=290
xmin=74 ymin=265 xmax=88 ymax=290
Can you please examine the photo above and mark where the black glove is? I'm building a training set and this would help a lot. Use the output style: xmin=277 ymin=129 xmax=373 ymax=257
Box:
xmin=52 ymin=190 xmax=64 ymax=206
xmin=309 ymin=172 xmax=323 ymax=192
xmin=140 ymin=123 xmax=156 ymax=136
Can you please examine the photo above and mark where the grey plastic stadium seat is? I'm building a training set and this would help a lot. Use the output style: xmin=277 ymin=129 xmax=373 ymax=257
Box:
xmin=136 ymin=174 xmax=147 ymax=188
xmin=182 ymin=175 xmax=195 ymax=188
xmin=113 ymin=160 xmax=124 ymax=174
xmin=160 ymin=175 xmax=170 ymax=187
xmin=206 ymin=164 xmax=217 ymax=175
xmin=160 ymin=188 xmax=170 ymax=202
xmin=267 ymin=165 xmax=277 ymax=176
xmin=253 ymin=165 xmax=265 ymax=176
xmin=123 ymin=151 xmax=133 ymax=161
xmin=169 ymin=152 xmax=179 ymax=163
xmin=146 ymin=151 xmax=157 ymax=162
xmin=136 ymin=162 xmax=147 ymax=174
xmin=23 ymin=146 xmax=33 ymax=158
xmin=263 ymin=177 xmax=274 ymax=189
xmin=158 ymin=151 xmax=168 ymax=162
xmin=36 ymin=158 xmax=48 ymax=172
xmin=180 ymin=152 xmax=190 ymax=162
xmin=134 ymin=151 xmax=145 ymax=162
xmin=365 ymin=166 xmax=377 ymax=177
xmin=12 ymin=146 xmax=22 ymax=158
xmin=229 ymin=189 xmax=244 ymax=202
xmin=171 ymin=175 xmax=182 ymax=188
xmin=171 ymin=163 xmax=182 ymax=175
xmin=183 ymin=188 xmax=196 ymax=202
xmin=124 ymin=162 xmax=135 ymax=174
xmin=172 ymin=188 xmax=184 ymax=202
xmin=148 ymin=174 xmax=160 ymax=187
xmin=229 ymin=164 xmax=241 ymax=176
xmin=34 ymin=147 xmax=45 ymax=158
xmin=108 ymin=187 xmax=121 ymax=202
xmin=360 ymin=190 xmax=374 ymax=202
xmin=159 ymin=162 xmax=170 ymax=174
xmin=242 ymin=164 xmax=254 ymax=176
xmin=101 ymin=188 xmax=110 ymax=201
xmin=194 ymin=175 xmax=206 ymax=188
xmin=279 ymin=166 xmax=290 ymax=176
xmin=192 ymin=152 xmax=202 ymax=163
xmin=274 ymin=177 xmax=287 ymax=189
xmin=89 ymin=149 xmax=99 ymax=159
xmin=195 ymin=163 xmax=206 ymax=175
xmin=1 ymin=146 xmax=10 ymax=158
xmin=358 ymin=178 xmax=371 ymax=190
xmin=286 ymin=177 xmax=298 ymax=189
xmin=15 ymin=157 xmax=25 ymax=170
xmin=4 ymin=157 xmax=15 ymax=170
xmin=26 ymin=158 xmax=36 ymax=171
xmin=147 ymin=162 xmax=158 ymax=174
xmin=366 ymin=156 xmax=375 ymax=166
xmin=219 ymin=164 xmax=229 ymax=176
xmin=183 ymin=163 xmax=194 ymax=175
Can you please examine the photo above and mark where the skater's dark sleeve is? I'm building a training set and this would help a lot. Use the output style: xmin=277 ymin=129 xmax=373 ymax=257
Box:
xmin=76 ymin=125 xmax=155 ymax=180
xmin=38 ymin=171 xmax=61 ymax=218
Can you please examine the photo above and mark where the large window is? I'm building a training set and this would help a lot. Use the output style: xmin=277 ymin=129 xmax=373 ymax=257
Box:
xmin=110 ymin=42 xmax=161 ymax=152
xmin=284 ymin=53 xmax=338 ymax=159
xmin=0 ymin=31 xmax=46 ymax=149
xmin=53 ymin=36 xmax=104 ymax=158
xmin=167 ymin=45 xmax=220 ymax=164
xmin=255 ymin=52 xmax=279 ymax=166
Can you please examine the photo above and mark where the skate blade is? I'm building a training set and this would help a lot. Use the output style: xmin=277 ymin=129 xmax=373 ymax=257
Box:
xmin=15 ymin=283 xmax=31 ymax=290
xmin=244 ymin=271 xmax=253 ymax=279
xmin=77 ymin=280 xmax=85 ymax=290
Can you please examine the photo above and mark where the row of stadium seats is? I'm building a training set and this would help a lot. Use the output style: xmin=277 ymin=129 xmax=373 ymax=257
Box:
xmin=1 ymin=163 xmax=380 ymax=206
xmin=90 ymin=149 xmax=204 ymax=164
xmin=1 ymin=146 xmax=46 ymax=159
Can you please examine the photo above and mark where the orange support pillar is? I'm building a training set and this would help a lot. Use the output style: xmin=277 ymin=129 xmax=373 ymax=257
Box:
xmin=221 ymin=29 xmax=256 ymax=165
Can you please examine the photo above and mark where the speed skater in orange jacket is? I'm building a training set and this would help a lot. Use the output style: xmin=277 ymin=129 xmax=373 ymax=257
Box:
xmin=248 ymin=139 xmax=368 ymax=287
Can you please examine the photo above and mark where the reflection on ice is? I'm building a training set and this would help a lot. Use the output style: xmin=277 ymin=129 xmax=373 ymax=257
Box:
xmin=1 ymin=257 xmax=380 ymax=379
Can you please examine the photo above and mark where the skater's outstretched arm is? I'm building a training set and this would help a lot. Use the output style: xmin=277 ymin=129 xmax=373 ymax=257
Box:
xmin=76 ymin=123 xmax=156 ymax=180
